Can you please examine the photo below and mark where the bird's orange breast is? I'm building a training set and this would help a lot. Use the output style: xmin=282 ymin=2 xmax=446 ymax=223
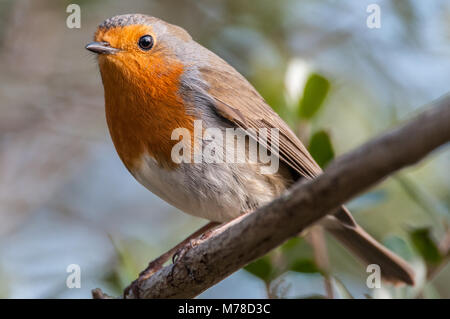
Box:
xmin=98 ymin=49 xmax=194 ymax=172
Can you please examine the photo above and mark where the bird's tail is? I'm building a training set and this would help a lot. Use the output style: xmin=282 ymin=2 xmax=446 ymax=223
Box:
xmin=325 ymin=208 xmax=415 ymax=286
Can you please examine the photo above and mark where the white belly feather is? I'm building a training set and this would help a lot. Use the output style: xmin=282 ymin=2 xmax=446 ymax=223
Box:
xmin=132 ymin=154 xmax=286 ymax=222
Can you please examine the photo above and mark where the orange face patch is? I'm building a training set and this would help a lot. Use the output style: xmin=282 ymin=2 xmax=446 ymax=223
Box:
xmin=95 ymin=25 xmax=195 ymax=171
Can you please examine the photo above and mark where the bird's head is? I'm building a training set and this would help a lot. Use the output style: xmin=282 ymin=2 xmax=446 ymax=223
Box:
xmin=86 ymin=14 xmax=198 ymax=89
xmin=85 ymin=15 xmax=205 ymax=170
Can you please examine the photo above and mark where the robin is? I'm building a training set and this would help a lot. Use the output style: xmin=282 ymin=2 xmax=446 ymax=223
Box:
xmin=86 ymin=14 xmax=415 ymax=295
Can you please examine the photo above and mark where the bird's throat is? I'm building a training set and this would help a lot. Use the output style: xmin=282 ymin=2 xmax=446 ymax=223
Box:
xmin=100 ymin=59 xmax=194 ymax=172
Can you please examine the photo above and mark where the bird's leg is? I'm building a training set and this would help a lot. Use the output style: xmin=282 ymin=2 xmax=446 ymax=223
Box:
xmin=172 ymin=224 xmax=219 ymax=264
xmin=172 ymin=212 xmax=254 ymax=266
xmin=123 ymin=221 xmax=220 ymax=298
xmin=172 ymin=212 xmax=252 ymax=265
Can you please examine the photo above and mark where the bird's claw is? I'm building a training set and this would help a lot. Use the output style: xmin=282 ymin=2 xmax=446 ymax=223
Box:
xmin=172 ymin=238 xmax=198 ymax=264
xmin=172 ymin=229 xmax=215 ymax=264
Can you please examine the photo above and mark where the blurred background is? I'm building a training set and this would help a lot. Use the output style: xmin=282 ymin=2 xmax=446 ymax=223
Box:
xmin=0 ymin=0 xmax=449 ymax=299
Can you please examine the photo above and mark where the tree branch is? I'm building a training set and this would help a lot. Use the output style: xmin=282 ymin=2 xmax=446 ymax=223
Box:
xmin=95 ymin=95 xmax=450 ymax=299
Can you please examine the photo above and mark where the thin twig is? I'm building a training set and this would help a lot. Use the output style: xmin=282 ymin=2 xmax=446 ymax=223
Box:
xmin=307 ymin=227 xmax=333 ymax=298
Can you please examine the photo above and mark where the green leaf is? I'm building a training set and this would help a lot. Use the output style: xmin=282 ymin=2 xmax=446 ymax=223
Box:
xmin=308 ymin=130 xmax=335 ymax=168
xmin=244 ymin=256 xmax=273 ymax=282
xmin=281 ymin=237 xmax=302 ymax=252
xmin=290 ymin=258 xmax=320 ymax=274
xmin=409 ymin=228 xmax=443 ymax=264
xmin=298 ymin=73 xmax=330 ymax=119
xmin=383 ymin=236 xmax=414 ymax=261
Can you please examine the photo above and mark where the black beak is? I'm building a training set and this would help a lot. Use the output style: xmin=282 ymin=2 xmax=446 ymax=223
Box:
xmin=85 ymin=41 xmax=119 ymax=55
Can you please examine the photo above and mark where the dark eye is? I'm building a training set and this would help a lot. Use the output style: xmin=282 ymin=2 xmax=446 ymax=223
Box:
xmin=138 ymin=35 xmax=154 ymax=51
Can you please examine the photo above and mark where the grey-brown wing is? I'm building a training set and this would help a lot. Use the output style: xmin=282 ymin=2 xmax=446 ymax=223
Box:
xmin=199 ymin=61 xmax=356 ymax=227
xmin=200 ymin=65 xmax=322 ymax=180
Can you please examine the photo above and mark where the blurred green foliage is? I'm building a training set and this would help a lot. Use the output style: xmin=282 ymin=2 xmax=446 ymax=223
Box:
xmin=383 ymin=235 xmax=415 ymax=261
xmin=244 ymin=255 xmax=274 ymax=283
xmin=308 ymin=130 xmax=335 ymax=169
xmin=290 ymin=259 xmax=321 ymax=274
xmin=333 ymin=277 xmax=354 ymax=299
xmin=298 ymin=74 xmax=330 ymax=119
xmin=410 ymin=228 xmax=443 ymax=265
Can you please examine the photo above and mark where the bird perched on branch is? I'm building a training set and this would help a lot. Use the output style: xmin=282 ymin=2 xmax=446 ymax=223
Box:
xmin=86 ymin=14 xmax=415 ymax=295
